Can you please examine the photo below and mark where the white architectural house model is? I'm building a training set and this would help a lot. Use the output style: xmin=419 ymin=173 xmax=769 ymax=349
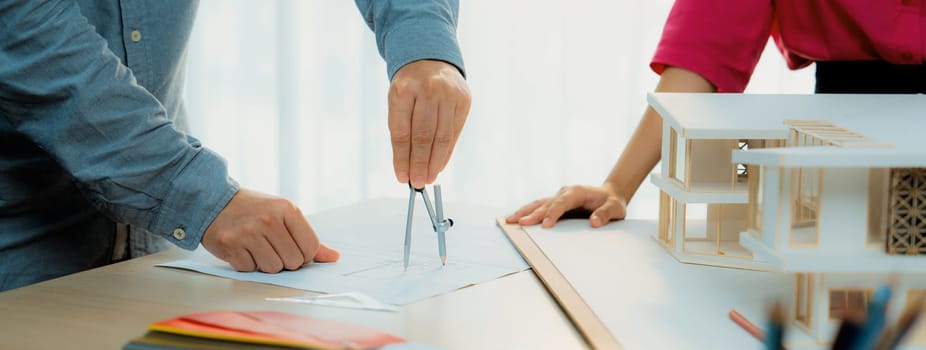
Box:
xmin=647 ymin=93 xmax=926 ymax=348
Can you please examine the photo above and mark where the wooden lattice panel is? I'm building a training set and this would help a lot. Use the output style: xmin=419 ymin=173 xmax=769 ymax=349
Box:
xmin=887 ymin=168 xmax=926 ymax=255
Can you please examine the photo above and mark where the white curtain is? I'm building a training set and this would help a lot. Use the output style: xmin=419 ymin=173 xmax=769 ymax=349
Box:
xmin=185 ymin=0 xmax=814 ymax=219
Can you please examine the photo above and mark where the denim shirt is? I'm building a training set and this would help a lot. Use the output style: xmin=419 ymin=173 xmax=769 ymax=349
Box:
xmin=0 ymin=0 xmax=464 ymax=288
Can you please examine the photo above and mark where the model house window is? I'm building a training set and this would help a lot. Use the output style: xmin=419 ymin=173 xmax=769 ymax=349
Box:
xmin=687 ymin=139 xmax=739 ymax=191
xmin=669 ymin=200 xmax=678 ymax=250
xmin=795 ymin=273 xmax=813 ymax=329
xmin=795 ymin=168 xmax=820 ymax=225
xmin=657 ymin=190 xmax=680 ymax=251
xmin=867 ymin=168 xmax=889 ymax=245
xmin=668 ymin=127 xmax=686 ymax=184
xmin=785 ymin=122 xmax=837 ymax=246
xmin=790 ymin=167 xmax=822 ymax=246
xmin=748 ymin=165 xmax=763 ymax=234
xmin=829 ymin=289 xmax=871 ymax=320
xmin=658 ymin=191 xmax=672 ymax=246
xmin=683 ymin=203 xmax=708 ymax=239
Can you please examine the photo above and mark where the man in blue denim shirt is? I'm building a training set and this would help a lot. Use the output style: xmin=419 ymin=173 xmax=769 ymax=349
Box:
xmin=0 ymin=0 xmax=471 ymax=291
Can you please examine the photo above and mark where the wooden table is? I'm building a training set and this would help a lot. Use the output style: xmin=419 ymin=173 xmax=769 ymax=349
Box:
xmin=0 ymin=247 xmax=585 ymax=349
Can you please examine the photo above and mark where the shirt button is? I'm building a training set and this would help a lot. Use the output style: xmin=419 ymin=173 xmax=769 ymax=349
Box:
xmin=172 ymin=228 xmax=186 ymax=240
xmin=130 ymin=30 xmax=142 ymax=43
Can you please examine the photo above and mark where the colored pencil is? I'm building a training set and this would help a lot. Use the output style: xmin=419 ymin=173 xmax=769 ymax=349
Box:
xmin=766 ymin=302 xmax=785 ymax=350
xmin=729 ymin=309 xmax=765 ymax=341
xmin=854 ymin=283 xmax=893 ymax=350
xmin=832 ymin=309 xmax=866 ymax=350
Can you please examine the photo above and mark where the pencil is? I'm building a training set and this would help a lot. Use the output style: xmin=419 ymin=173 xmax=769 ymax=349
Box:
xmin=729 ymin=309 xmax=765 ymax=341
xmin=729 ymin=309 xmax=789 ymax=350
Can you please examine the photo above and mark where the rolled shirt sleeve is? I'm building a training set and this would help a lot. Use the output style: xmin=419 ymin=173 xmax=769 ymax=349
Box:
xmin=355 ymin=0 xmax=466 ymax=79
xmin=650 ymin=0 xmax=774 ymax=92
xmin=0 ymin=0 xmax=237 ymax=249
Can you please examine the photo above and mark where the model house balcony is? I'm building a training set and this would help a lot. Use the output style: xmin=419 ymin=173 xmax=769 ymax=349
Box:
xmin=649 ymin=124 xmax=788 ymax=270
xmin=648 ymin=100 xmax=786 ymax=270
xmin=734 ymin=147 xmax=926 ymax=272
xmin=655 ymin=190 xmax=763 ymax=265
xmin=660 ymin=123 xmax=786 ymax=195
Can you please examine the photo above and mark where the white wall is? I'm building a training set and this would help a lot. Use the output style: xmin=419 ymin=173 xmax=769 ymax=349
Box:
xmin=761 ymin=166 xmax=785 ymax=248
xmin=817 ymin=168 xmax=869 ymax=252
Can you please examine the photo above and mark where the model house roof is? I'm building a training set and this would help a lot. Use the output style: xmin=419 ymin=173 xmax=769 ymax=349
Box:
xmin=646 ymin=93 xmax=925 ymax=152
xmin=732 ymin=147 xmax=926 ymax=168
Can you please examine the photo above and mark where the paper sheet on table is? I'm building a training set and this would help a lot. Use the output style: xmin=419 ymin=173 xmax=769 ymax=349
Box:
xmin=158 ymin=198 xmax=528 ymax=305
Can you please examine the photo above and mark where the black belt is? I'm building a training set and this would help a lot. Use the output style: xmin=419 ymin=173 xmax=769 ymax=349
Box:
xmin=815 ymin=60 xmax=926 ymax=94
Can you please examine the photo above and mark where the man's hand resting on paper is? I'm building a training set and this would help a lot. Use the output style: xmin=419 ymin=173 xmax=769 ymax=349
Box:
xmin=201 ymin=188 xmax=340 ymax=273
xmin=505 ymin=184 xmax=628 ymax=229
xmin=388 ymin=60 xmax=471 ymax=189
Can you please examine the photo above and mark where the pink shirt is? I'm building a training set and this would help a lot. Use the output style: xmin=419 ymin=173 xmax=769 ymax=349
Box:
xmin=651 ymin=0 xmax=926 ymax=92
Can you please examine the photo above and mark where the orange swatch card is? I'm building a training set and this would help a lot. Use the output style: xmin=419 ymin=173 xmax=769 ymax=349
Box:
xmin=148 ymin=310 xmax=405 ymax=349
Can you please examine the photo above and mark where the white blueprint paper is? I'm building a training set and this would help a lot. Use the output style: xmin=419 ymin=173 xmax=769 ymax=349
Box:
xmin=158 ymin=198 xmax=528 ymax=305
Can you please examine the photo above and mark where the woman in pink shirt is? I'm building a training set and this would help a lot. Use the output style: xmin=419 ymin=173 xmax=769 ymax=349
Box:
xmin=507 ymin=0 xmax=925 ymax=227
